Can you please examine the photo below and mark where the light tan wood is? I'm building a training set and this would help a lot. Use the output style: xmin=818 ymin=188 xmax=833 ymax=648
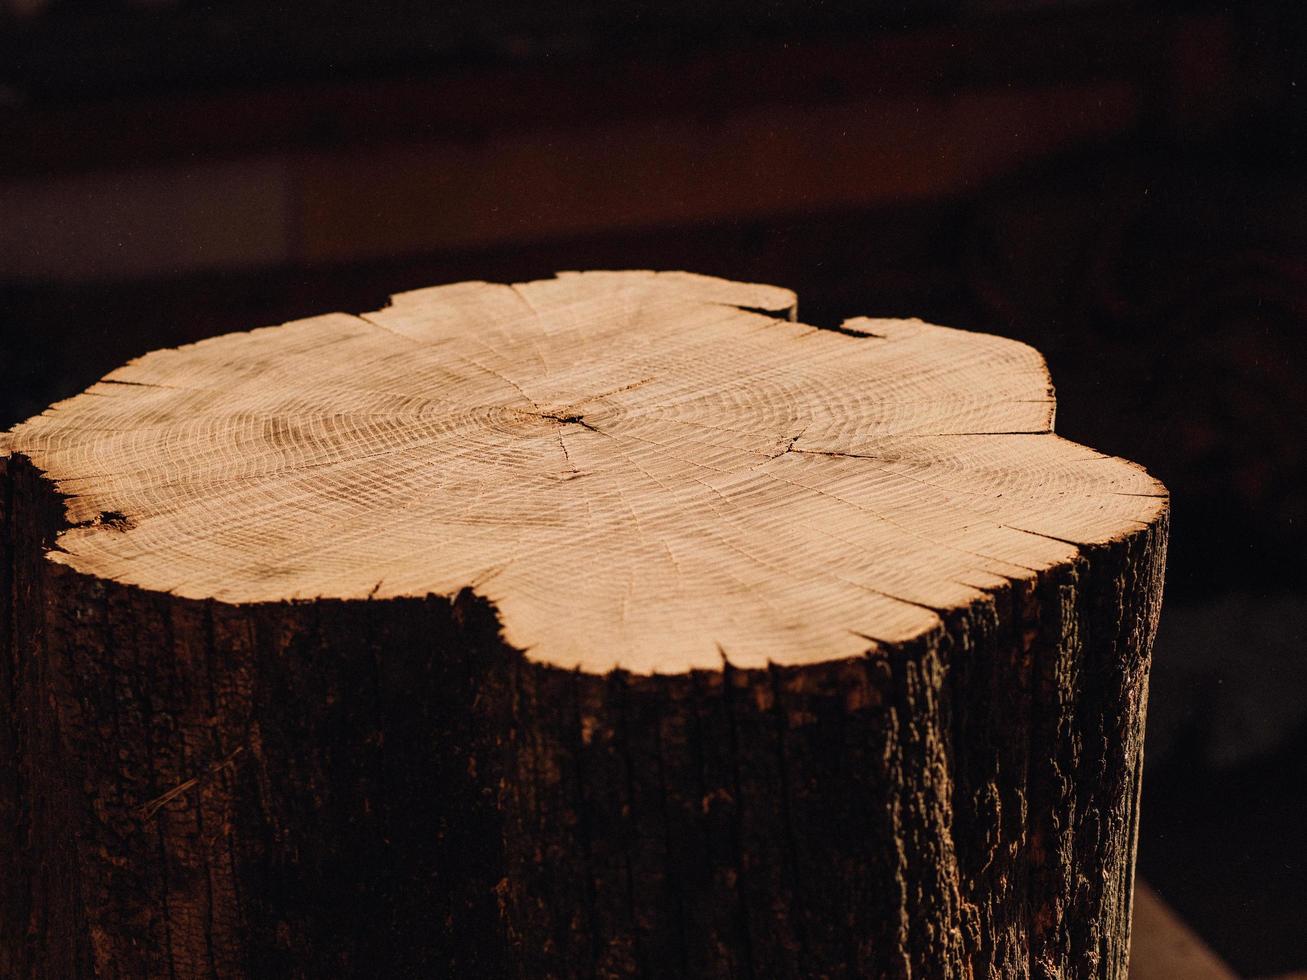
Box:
xmin=1129 ymin=881 xmax=1237 ymax=980
xmin=3 ymin=270 xmax=1163 ymax=674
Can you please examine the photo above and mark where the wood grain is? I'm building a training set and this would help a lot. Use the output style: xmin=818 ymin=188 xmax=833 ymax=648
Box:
xmin=1 ymin=271 xmax=1168 ymax=977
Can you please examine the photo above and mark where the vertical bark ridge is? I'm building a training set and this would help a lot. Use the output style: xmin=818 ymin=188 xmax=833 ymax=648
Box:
xmin=765 ymin=662 xmax=816 ymax=973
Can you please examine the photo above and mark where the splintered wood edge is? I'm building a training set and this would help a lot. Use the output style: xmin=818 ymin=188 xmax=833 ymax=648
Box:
xmin=2 ymin=270 xmax=1167 ymax=675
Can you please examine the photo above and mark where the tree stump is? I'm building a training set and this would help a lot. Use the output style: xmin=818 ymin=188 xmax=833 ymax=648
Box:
xmin=0 ymin=271 xmax=1167 ymax=979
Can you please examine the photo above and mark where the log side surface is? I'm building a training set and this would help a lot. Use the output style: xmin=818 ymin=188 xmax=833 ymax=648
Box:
xmin=0 ymin=271 xmax=1167 ymax=979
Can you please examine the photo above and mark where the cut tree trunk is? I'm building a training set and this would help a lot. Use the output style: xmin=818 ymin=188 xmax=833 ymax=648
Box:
xmin=0 ymin=271 xmax=1167 ymax=979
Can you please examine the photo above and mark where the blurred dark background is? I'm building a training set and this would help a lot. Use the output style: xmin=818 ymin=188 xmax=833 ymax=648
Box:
xmin=2 ymin=1 xmax=1304 ymax=974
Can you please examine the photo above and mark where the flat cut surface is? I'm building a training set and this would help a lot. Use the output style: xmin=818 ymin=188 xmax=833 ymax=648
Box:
xmin=3 ymin=271 xmax=1165 ymax=673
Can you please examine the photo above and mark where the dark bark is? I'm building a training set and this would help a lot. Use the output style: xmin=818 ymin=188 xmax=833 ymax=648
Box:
xmin=1 ymin=453 xmax=1167 ymax=978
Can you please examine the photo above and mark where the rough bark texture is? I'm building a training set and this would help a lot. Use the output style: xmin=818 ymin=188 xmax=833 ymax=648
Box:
xmin=0 ymin=273 xmax=1168 ymax=978
xmin=1 ymin=453 xmax=1166 ymax=979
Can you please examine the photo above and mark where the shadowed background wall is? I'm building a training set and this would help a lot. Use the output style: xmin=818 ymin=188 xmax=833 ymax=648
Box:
xmin=2 ymin=1 xmax=1304 ymax=974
